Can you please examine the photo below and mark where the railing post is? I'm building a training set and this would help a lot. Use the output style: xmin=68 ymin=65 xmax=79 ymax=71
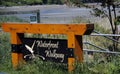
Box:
xmin=67 ymin=32 xmax=75 ymax=72
xmin=75 ymin=35 xmax=83 ymax=62
xmin=11 ymin=33 xmax=24 ymax=68
xmin=67 ymin=34 xmax=83 ymax=72
xmin=37 ymin=10 xmax=40 ymax=23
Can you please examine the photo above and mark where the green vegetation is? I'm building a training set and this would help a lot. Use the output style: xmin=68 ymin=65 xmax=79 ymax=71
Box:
xmin=47 ymin=0 xmax=64 ymax=4
xmin=0 ymin=16 xmax=28 ymax=27
xmin=71 ymin=16 xmax=90 ymax=23
xmin=0 ymin=0 xmax=43 ymax=6
xmin=0 ymin=16 xmax=28 ymax=23
xmin=0 ymin=0 xmax=65 ymax=6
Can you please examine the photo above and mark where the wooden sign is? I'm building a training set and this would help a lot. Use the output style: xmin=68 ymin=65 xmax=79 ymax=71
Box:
xmin=2 ymin=22 xmax=94 ymax=72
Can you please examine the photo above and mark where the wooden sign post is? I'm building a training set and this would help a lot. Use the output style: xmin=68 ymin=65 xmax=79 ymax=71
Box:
xmin=2 ymin=22 xmax=94 ymax=72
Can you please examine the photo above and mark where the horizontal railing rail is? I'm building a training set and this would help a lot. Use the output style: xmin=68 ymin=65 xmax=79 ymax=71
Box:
xmin=83 ymin=49 xmax=120 ymax=54
xmin=83 ymin=41 xmax=108 ymax=51
xmin=92 ymin=30 xmax=120 ymax=43
xmin=84 ymin=30 xmax=120 ymax=54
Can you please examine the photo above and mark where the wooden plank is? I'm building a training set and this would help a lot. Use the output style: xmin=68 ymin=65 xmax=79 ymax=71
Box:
xmin=12 ymin=53 xmax=23 ymax=68
xmin=75 ymin=35 xmax=83 ymax=62
xmin=2 ymin=23 xmax=94 ymax=35
xmin=67 ymin=32 xmax=75 ymax=48
xmin=68 ymin=58 xmax=75 ymax=72
xmin=10 ymin=33 xmax=24 ymax=68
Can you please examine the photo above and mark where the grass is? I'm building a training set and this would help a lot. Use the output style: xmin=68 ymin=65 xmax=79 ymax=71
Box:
xmin=0 ymin=16 xmax=28 ymax=27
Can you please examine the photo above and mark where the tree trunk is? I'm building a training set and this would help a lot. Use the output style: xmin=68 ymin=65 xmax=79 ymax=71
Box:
xmin=108 ymin=4 xmax=117 ymax=51
xmin=113 ymin=4 xmax=119 ymax=51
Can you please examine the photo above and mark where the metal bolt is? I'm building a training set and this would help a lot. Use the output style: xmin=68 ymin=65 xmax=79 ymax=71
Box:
xmin=70 ymin=49 xmax=73 ymax=51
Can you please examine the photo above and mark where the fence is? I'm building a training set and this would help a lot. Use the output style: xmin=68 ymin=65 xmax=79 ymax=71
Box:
xmin=83 ymin=30 xmax=120 ymax=62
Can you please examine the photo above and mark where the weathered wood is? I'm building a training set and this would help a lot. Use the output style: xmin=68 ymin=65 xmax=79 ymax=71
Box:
xmin=2 ymin=23 xmax=94 ymax=35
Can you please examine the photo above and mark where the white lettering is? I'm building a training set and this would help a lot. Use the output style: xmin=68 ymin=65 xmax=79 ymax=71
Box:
xmin=45 ymin=49 xmax=64 ymax=62
xmin=36 ymin=40 xmax=59 ymax=49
